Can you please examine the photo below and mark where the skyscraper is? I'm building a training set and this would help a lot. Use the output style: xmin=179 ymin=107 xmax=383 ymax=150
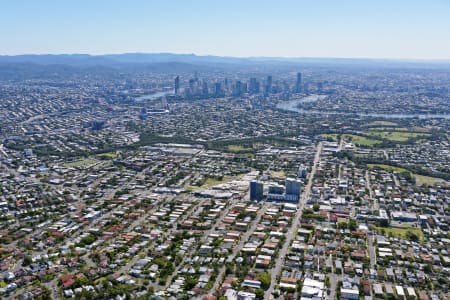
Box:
xmin=233 ymin=80 xmax=243 ymax=96
xmin=174 ymin=76 xmax=180 ymax=95
xmin=298 ymin=165 xmax=308 ymax=179
xmin=249 ymin=77 xmax=260 ymax=94
xmin=317 ymin=82 xmax=324 ymax=93
xmin=250 ymin=180 xmax=264 ymax=201
xmin=202 ymin=81 xmax=208 ymax=97
xmin=214 ymin=82 xmax=223 ymax=97
xmin=295 ymin=72 xmax=302 ymax=93
xmin=285 ymin=178 xmax=301 ymax=201
xmin=264 ymin=75 xmax=273 ymax=95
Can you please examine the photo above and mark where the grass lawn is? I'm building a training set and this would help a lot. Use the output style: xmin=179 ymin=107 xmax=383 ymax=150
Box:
xmin=319 ymin=133 xmax=339 ymax=140
xmin=271 ymin=171 xmax=286 ymax=177
xmin=227 ymin=145 xmax=252 ymax=152
xmin=343 ymin=134 xmax=381 ymax=146
xmin=374 ymin=226 xmax=423 ymax=240
xmin=414 ymin=174 xmax=446 ymax=186
xmin=364 ymin=121 xmax=399 ymax=127
xmin=368 ymin=127 xmax=408 ymax=132
xmin=64 ymin=159 xmax=97 ymax=168
xmin=367 ymin=131 xmax=430 ymax=142
xmin=411 ymin=126 xmax=431 ymax=133
xmin=96 ymin=152 xmax=118 ymax=159
xmin=367 ymin=164 xmax=408 ymax=173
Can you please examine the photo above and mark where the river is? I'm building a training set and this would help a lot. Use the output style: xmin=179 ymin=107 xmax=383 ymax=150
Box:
xmin=276 ymin=95 xmax=450 ymax=119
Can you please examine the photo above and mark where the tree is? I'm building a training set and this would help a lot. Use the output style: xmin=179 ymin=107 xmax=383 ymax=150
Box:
xmin=313 ymin=203 xmax=320 ymax=212
xmin=406 ymin=230 xmax=419 ymax=242
xmin=348 ymin=219 xmax=358 ymax=231
xmin=184 ymin=276 xmax=198 ymax=290
xmin=255 ymin=289 xmax=265 ymax=300
xmin=259 ymin=272 xmax=271 ymax=290
xmin=337 ymin=221 xmax=348 ymax=230
xmin=23 ymin=255 xmax=32 ymax=266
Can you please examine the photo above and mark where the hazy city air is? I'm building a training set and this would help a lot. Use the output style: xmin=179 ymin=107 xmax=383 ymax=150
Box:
xmin=0 ymin=1 xmax=449 ymax=300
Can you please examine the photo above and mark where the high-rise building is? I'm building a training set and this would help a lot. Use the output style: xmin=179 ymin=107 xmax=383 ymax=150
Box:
xmin=317 ymin=82 xmax=324 ymax=93
xmin=214 ymin=82 xmax=223 ymax=97
xmin=264 ymin=75 xmax=272 ymax=95
xmin=233 ymin=80 xmax=243 ymax=96
xmin=138 ymin=107 xmax=148 ymax=120
xmin=295 ymin=72 xmax=302 ymax=93
xmin=303 ymin=82 xmax=309 ymax=94
xmin=298 ymin=165 xmax=308 ymax=179
xmin=91 ymin=120 xmax=105 ymax=131
xmin=174 ymin=76 xmax=180 ymax=95
xmin=268 ymin=184 xmax=284 ymax=195
xmin=249 ymin=77 xmax=260 ymax=94
xmin=285 ymin=178 xmax=301 ymax=201
xmin=250 ymin=180 xmax=264 ymax=201
xmin=202 ymin=81 xmax=208 ymax=97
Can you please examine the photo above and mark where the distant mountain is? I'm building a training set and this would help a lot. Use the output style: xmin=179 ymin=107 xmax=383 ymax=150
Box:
xmin=0 ymin=53 xmax=449 ymax=70
xmin=0 ymin=54 xmax=115 ymax=66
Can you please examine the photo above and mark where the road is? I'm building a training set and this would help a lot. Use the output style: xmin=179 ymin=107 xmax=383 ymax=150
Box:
xmin=205 ymin=203 xmax=269 ymax=295
xmin=160 ymin=194 xmax=244 ymax=291
xmin=367 ymin=233 xmax=376 ymax=268
xmin=114 ymin=195 xmax=202 ymax=279
xmin=365 ymin=170 xmax=378 ymax=212
xmin=383 ymin=150 xmax=389 ymax=160
xmin=393 ymin=173 xmax=400 ymax=187
xmin=338 ymin=137 xmax=344 ymax=151
xmin=328 ymin=273 xmax=338 ymax=300
xmin=265 ymin=142 xmax=322 ymax=298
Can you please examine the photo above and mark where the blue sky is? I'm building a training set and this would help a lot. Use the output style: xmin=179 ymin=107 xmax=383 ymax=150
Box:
xmin=1 ymin=0 xmax=450 ymax=59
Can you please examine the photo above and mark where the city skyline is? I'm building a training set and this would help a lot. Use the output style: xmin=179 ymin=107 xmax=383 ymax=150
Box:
xmin=1 ymin=0 xmax=450 ymax=59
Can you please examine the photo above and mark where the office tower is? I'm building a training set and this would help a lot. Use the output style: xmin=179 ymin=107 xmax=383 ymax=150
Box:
xmin=283 ymin=81 xmax=289 ymax=92
xmin=233 ymin=80 xmax=243 ymax=96
xmin=174 ymin=76 xmax=180 ymax=95
xmin=268 ymin=184 xmax=284 ymax=195
xmin=189 ymin=78 xmax=195 ymax=89
xmin=264 ymin=75 xmax=272 ymax=95
xmin=303 ymin=82 xmax=309 ymax=94
xmin=242 ymin=82 xmax=248 ymax=94
xmin=285 ymin=178 xmax=301 ymax=201
xmin=138 ymin=107 xmax=148 ymax=120
xmin=267 ymin=183 xmax=286 ymax=202
xmin=298 ymin=165 xmax=307 ymax=179
xmin=202 ymin=81 xmax=208 ymax=97
xmin=194 ymin=71 xmax=198 ymax=81
xmin=317 ymin=82 xmax=324 ymax=93
xmin=249 ymin=77 xmax=260 ymax=94
xmin=91 ymin=120 xmax=105 ymax=131
xmin=295 ymin=72 xmax=302 ymax=93
xmin=162 ymin=97 xmax=169 ymax=110
xmin=214 ymin=82 xmax=223 ymax=97
xmin=250 ymin=180 xmax=264 ymax=201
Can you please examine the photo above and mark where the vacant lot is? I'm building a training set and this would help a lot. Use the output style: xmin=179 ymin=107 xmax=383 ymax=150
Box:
xmin=374 ymin=226 xmax=423 ymax=240
xmin=343 ymin=134 xmax=381 ymax=146
xmin=365 ymin=121 xmax=399 ymax=127
xmin=319 ymin=133 xmax=339 ymax=140
xmin=414 ymin=174 xmax=446 ymax=186
xmin=367 ymin=164 xmax=408 ymax=173
xmin=96 ymin=152 xmax=118 ymax=159
xmin=64 ymin=159 xmax=97 ymax=168
xmin=368 ymin=131 xmax=430 ymax=142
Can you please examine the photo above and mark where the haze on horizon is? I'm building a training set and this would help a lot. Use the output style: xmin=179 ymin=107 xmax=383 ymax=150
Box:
xmin=1 ymin=0 xmax=450 ymax=60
